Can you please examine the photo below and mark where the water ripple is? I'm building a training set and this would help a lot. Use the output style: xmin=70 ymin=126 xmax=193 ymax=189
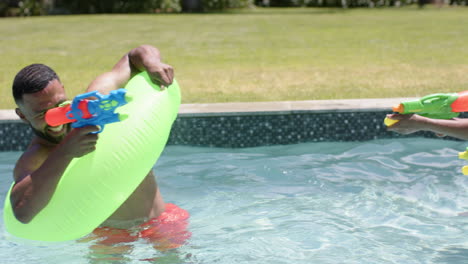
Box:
xmin=2 ymin=138 xmax=468 ymax=263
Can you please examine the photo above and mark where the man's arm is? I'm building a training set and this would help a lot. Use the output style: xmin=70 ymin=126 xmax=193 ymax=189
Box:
xmin=387 ymin=113 xmax=468 ymax=140
xmin=86 ymin=45 xmax=174 ymax=94
xmin=10 ymin=126 xmax=99 ymax=223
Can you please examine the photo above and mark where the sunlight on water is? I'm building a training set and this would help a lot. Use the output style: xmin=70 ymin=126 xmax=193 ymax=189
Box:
xmin=1 ymin=138 xmax=468 ymax=263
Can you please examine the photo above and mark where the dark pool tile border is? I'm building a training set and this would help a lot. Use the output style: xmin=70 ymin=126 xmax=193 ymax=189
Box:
xmin=0 ymin=98 xmax=461 ymax=151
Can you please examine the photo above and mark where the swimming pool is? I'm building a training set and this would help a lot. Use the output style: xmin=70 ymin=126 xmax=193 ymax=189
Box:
xmin=1 ymin=137 xmax=468 ymax=263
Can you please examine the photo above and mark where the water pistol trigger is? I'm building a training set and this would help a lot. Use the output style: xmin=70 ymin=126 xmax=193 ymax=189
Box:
xmin=384 ymin=117 xmax=399 ymax=127
xmin=89 ymin=125 xmax=104 ymax=134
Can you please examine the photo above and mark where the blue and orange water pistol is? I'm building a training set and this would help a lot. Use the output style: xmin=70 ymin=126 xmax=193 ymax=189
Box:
xmin=384 ymin=91 xmax=468 ymax=126
xmin=45 ymin=89 xmax=131 ymax=133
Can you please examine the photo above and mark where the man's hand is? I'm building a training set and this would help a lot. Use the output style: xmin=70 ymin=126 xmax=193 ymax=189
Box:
xmin=146 ymin=62 xmax=174 ymax=88
xmin=127 ymin=45 xmax=174 ymax=88
xmin=86 ymin=45 xmax=175 ymax=95
xmin=386 ymin=113 xmax=429 ymax=135
xmin=59 ymin=126 xmax=100 ymax=158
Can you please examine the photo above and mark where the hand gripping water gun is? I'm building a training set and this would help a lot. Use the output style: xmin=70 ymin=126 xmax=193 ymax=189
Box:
xmin=45 ymin=88 xmax=132 ymax=133
xmin=384 ymin=91 xmax=468 ymax=175
xmin=384 ymin=91 xmax=468 ymax=127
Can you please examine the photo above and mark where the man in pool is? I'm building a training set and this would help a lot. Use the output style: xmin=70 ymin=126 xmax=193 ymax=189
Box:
xmin=10 ymin=44 xmax=190 ymax=249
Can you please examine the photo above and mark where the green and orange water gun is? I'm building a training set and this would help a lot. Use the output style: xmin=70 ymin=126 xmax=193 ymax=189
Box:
xmin=384 ymin=91 xmax=468 ymax=126
xmin=385 ymin=91 xmax=468 ymax=174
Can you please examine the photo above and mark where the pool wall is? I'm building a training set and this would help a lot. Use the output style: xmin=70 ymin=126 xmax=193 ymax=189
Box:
xmin=0 ymin=98 xmax=458 ymax=151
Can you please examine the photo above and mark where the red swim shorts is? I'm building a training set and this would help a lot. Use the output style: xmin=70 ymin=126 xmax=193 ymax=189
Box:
xmin=90 ymin=203 xmax=191 ymax=250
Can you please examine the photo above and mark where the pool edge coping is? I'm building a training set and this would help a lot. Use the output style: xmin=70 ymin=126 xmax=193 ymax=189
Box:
xmin=0 ymin=97 xmax=415 ymax=121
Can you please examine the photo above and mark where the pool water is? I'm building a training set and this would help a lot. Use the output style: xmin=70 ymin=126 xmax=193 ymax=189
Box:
xmin=1 ymin=137 xmax=468 ymax=264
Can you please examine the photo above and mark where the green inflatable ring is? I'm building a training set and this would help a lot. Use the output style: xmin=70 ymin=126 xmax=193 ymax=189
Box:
xmin=3 ymin=71 xmax=181 ymax=242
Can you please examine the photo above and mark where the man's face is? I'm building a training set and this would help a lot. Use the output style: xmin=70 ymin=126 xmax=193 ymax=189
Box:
xmin=16 ymin=79 xmax=71 ymax=144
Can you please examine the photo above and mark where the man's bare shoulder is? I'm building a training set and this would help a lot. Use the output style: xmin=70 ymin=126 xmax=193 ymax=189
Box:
xmin=14 ymin=137 xmax=53 ymax=182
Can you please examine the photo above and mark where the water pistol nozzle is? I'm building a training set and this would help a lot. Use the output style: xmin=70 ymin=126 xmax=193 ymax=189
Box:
xmin=392 ymin=104 xmax=405 ymax=113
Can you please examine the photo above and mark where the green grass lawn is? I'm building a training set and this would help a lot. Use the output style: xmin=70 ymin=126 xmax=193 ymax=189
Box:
xmin=1 ymin=6 xmax=468 ymax=108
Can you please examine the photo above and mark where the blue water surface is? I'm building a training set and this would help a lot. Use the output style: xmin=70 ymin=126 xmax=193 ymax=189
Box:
xmin=1 ymin=137 xmax=468 ymax=264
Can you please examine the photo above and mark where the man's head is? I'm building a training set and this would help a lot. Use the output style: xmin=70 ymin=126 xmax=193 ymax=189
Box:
xmin=13 ymin=64 xmax=60 ymax=105
xmin=13 ymin=64 xmax=70 ymax=144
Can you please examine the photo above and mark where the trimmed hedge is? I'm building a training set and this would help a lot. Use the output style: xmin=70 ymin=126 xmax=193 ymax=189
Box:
xmin=1 ymin=0 xmax=466 ymax=16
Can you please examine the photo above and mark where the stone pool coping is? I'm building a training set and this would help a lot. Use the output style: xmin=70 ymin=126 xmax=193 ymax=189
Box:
xmin=1 ymin=97 xmax=413 ymax=120
xmin=178 ymin=97 xmax=415 ymax=116
xmin=1 ymin=97 xmax=446 ymax=151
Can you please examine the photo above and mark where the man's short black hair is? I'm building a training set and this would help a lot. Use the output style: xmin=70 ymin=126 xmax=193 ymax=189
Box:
xmin=12 ymin=64 xmax=60 ymax=104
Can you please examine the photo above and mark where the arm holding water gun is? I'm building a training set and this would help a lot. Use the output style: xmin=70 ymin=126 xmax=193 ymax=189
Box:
xmin=386 ymin=91 xmax=468 ymax=140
